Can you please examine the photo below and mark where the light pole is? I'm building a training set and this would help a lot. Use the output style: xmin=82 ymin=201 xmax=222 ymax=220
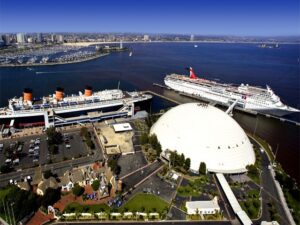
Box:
xmin=2 ymin=200 xmax=8 ymax=224
xmin=253 ymin=116 xmax=258 ymax=136
xmin=10 ymin=202 xmax=15 ymax=225
xmin=5 ymin=201 xmax=12 ymax=225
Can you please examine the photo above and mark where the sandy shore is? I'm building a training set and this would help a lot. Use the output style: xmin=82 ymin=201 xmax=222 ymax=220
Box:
xmin=0 ymin=53 xmax=109 ymax=68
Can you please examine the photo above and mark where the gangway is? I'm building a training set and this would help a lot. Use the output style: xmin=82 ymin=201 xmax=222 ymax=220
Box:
xmin=226 ymin=99 xmax=239 ymax=115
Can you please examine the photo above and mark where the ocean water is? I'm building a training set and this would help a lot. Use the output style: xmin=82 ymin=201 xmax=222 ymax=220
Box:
xmin=0 ymin=42 xmax=299 ymax=182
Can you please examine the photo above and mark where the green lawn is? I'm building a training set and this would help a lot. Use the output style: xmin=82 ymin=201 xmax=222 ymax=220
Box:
xmin=248 ymin=134 xmax=274 ymax=162
xmin=177 ymin=178 xmax=209 ymax=197
xmin=64 ymin=202 xmax=110 ymax=213
xmin=120 ymin=193 xmax=169 ymax=214
xmin=0 ymin=187 xmax=11 ymax=199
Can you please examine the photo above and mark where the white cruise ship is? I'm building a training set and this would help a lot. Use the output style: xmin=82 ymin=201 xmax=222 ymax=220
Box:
xmin=0 ymin=87 xmax=152 ymax=127
xmin=164 ymin=67 xmax=299 ymax=116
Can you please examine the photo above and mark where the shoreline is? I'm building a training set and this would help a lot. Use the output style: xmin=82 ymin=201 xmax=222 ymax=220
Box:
xmin=63 ymin=40 xmax=300 ymax=47
xmin=0 ymin=53 xmax=109 ymax=68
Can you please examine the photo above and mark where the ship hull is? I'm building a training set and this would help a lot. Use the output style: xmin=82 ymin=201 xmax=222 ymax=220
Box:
xmin=165 ymin=79 xmax=298 ymax=117
xmin=0 ymin=95 xmax=152 ymax=127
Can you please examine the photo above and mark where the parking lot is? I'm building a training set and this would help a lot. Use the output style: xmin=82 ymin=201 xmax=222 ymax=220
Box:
xmin=50 ymin=131 xmax=89 ymax=163
xmin=118 ymin=151 xmax=147 ymax=178
xmin=0 ymin=130 xmax=90 ymax=171
xmin=131 ymin=172 xmax=178 ymax=203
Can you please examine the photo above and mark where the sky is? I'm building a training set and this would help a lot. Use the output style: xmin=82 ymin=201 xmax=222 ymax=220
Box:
xmin=0 ymin=0 xmax=299 ymax=36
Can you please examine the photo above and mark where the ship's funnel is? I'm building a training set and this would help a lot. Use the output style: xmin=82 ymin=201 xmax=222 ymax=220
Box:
xmin=84 ymin=85 xmax=92 ymax=97
xmin=55 ymin=87 xmax=64 ymax=101
xmin=189 ymin=67 xmax=196 ymax=79
xmin=23 ymin=88 xmax=33 ymax=101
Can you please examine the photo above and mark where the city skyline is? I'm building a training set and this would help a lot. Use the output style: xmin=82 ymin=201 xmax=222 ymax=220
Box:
xmin=0 ymin=0 xmax=299 ymax=36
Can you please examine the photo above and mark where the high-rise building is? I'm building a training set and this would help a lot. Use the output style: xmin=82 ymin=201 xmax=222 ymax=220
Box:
xmin=1 ymin=34 xmax=11 ymax=45
xmin=190 ymin=34 xmax=194 ymax=41
xmin=143 ymin=35 xmax=149 ymax=41
xmin=17 ymin=33 xmax=26 ymax=43
xmin=36 ymin=33 xmax=42 ymax=43
xmin=57 ymin=35 xmax=64 ymax=43
xmin=27 ymin=37 xmax=33 ymax=43
xmin=51 ymin=34 xmax=55 ymax=42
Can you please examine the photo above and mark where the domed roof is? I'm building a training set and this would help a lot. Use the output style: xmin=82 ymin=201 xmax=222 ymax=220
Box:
xmin=150 ymin=103 xmax=255 ymax=173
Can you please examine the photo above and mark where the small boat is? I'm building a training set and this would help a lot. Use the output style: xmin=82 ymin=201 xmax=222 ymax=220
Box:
xmin=194 ymin=45 xmax=198 ymax=48
xmin=129 ymin=52 xmax=133 ymax=57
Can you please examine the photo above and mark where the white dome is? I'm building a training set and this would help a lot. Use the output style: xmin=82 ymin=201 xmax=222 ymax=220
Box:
xmin=150 ymin=103 xmax=255 ymax=173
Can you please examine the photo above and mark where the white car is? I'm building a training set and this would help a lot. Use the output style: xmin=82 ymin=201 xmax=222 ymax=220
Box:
xmin=28 ymin=149 xmax=35 ymax=155
xmin=5 ymin=159 xmax=12 ymax=164
xmin=33 ymin=157 xmax=39 ymax=163
xmin=13 ymin=158 xmax=20 ymax=165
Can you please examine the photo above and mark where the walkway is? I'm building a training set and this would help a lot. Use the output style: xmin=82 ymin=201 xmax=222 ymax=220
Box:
xmin=215 ymin=173 xmax=252 ymax=225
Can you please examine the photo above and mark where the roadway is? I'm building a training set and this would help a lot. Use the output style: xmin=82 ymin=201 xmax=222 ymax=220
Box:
xmin=250 ymin=138 xmax=291 ymax=225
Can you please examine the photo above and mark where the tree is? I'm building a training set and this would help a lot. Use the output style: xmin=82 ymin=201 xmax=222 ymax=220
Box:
xmin=80 ymin=127 xmax=89 ymax=137
xmin=145 ymin=115 xmax=154 ymax=128
xmin=91 ymin=180 xmax=100 ymax=191
xmin=72 ymin=184 xmax=84 ymax=197
xmin=169 ymin=151 xmax=177 ymax=167
xmin=246 ymin=165 xmax=258 ymax=177
xmin=41 ymin=188 xmax=61 ymax=208
xmin=1 ymin=185 xmax=40 ymax=222
xmin=108 ymin=156 xmax=121 ymax=175
xmin=179 ymin=153 xmax=185 ymax=167
xmin=184 ymin=158 xmax=191 ymax=171
xmin=0 ymin=165 xmax=12 ymax=173
xmin=199 ymin=162 xmax=207 ymax=175
xmin=140 ymin=133 xmax=149 ymax=145
xmin=48 ymin=144 xmax=59 ymax=155
xmin=155 ymin=142 xmax=162 ymax=157
xmin=149 ymin=134 xmax=162 ymax=156
xmin=43 ymin=170 xmax=54 ymax=179
xmin=46 ymin=127 xmax=63 ymax=146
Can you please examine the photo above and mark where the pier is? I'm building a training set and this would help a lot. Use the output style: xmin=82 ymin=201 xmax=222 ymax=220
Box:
xmin=143 ymin=90 xmax=181 ymax=105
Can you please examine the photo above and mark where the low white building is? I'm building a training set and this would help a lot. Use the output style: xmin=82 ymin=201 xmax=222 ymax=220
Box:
xmin=186 ymin=196 xmax=220 ymax=215
xmin=261 ymin=222 xmax=280 ymax=225
xmin=113 ymin=123 xmax=132 ymax=132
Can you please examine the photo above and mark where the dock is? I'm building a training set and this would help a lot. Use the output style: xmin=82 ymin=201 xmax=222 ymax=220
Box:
xmin=143 ymin=90 xmax=181 ymax=105
xmin=153 ymin=83 xmax=171 ymax=89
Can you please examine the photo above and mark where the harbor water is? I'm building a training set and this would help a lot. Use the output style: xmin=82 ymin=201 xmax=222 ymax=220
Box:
xmin=0 ymin=42 xmax=299 ymax=183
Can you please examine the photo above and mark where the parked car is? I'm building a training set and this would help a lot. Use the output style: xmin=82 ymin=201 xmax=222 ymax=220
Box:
xmin=33 ymin=156 xmax=39 ymax=163
xmin=13 ymin=158 xmax=19 ymax=165
xmin=17 ymin=145 xmax=23 ymax=153
xmin=5 ymin=158 xmax=12 ymax=165
xmin=28 ymin=149 xmax=35 ymax=155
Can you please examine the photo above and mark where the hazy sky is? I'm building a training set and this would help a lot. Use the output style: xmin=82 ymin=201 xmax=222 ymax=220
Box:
xmin=0 ymin=0 xmax=299 ymax=36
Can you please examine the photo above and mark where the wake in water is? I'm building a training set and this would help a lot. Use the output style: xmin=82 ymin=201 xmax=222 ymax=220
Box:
xmin=35 ymin=71 xmax=85 ymax=74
